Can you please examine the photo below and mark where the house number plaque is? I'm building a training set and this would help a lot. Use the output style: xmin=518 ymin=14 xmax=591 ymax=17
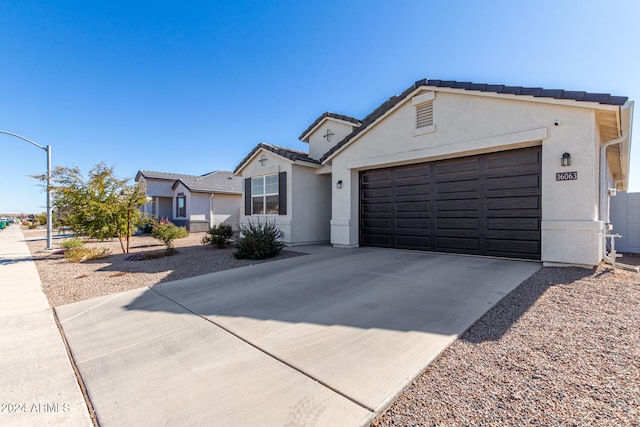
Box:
xmin=556 ymin=171 xmax=578 ymax=181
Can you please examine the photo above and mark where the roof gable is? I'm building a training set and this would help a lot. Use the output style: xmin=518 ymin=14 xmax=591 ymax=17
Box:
xmin=299 ymin=112 xmax=362 ymax=142
xmin=234 ymin=143 xmax=320 ymax=174
xmin=320 ymin=78 xmax=630 ymax=163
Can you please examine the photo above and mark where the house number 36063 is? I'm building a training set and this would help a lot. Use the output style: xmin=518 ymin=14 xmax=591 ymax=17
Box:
xmin=556 ymin=171 xmax=578 ymax=181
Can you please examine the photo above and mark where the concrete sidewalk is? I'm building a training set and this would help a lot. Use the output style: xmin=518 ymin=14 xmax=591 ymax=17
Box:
xmin=0 ymin=224 xmax=92 ymax=426
xmin=57 ymin=245 xmax=540 ymax=426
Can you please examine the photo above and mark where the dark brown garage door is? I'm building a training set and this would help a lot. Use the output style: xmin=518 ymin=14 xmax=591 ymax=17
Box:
xmin=360 ymin=146 xmax=541 ymax=260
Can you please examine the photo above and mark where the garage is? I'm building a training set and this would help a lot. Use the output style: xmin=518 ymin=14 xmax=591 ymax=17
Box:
xmin=360 ymin=146 xmax=542 ymax=260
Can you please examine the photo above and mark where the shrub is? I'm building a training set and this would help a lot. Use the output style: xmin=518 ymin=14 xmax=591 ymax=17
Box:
xmin=28 ymin=224 xmax=37 ymax=229
xmin=138 ymin=216 xmax=155 ymax=234
xmin=202 ymin=224 xmax=233 ymax=248
xmin=234 ymin=220 xmax=284 ymax=260
xmin=60 ymin=238 xmax=84 ymax=250
xmin=152 ymin=220 xmax=189 ymax=251
xmin=124 ymin=251 xmax=168 ymax=261
xmin=64 ymin=246 xmax=112 ymax=263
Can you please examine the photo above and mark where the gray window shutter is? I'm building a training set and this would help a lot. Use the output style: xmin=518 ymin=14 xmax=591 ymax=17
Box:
xmin=278 ymin=172 xmax=287 ymax=215
xmin=244 ymin=178 xmax=251 ymax=215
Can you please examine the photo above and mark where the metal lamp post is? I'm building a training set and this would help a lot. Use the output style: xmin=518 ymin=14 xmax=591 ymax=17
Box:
xmin=0 ymin=130 xmax=53 ymax=250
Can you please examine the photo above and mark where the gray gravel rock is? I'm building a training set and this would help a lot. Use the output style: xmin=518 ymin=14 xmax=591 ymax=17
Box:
xmin=376 ymin=262 xmax=640 ymax=426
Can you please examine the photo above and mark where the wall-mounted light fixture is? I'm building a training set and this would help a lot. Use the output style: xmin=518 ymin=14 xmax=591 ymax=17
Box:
xmin=336 ymin=180 xmax=343 ymax=189
xmin=561 ymin=152 xmax=571 ymax=167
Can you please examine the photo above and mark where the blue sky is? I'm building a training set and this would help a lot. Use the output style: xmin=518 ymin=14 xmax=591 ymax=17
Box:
xmin=1 ymin=0 xmax=639 ymax=214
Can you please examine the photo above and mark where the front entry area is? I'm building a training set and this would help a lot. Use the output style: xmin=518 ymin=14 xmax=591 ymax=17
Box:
xmin=360 ymin=146 xmax=542 ymax=260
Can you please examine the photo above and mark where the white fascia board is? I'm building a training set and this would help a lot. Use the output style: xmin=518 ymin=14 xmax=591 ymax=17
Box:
xmin=431 ymin=86 xmax=621 ymax=111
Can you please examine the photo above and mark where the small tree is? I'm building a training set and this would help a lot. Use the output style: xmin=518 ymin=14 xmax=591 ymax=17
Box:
xmin=32 ymin=162 xmax=147 ymax=253
xmin=152 ymin=219 xmax=189 ymax=253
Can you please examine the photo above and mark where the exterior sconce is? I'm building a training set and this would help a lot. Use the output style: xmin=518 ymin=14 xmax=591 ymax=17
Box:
xmin=336 ymin=180 xmax=343 ymax=189
xmin=561 ymin=152 xmax=571 ymax=167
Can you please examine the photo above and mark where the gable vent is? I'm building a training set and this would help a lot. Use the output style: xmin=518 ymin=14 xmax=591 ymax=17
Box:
xmin=416 ymin=102 xmax=433 ymax=128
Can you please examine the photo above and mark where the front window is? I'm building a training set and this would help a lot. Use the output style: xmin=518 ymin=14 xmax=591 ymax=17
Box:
xmin=251 ymin=174 xmax=279 ymax=214
xmin=176 ymin=194 xmax=186 ymax=217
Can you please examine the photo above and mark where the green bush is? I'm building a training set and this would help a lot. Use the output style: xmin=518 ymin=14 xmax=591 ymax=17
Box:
xmin=234 ymin=220 xmax=284 ymax=260
xmin=152 ymin=220 xmax=189 ymax=251
xmin=60 ymin=238 xmax=84 ymax=249
xmin=138 ymin=216 xmax=155 ymax=234
xmin=34 ymin=212 xmax=47 ymax=225
xmin=202 ymin=224 xmax=233 ymax=248
xmin=28 ymin=224 xmax=38 ymax=229
xmin=64 ymin=246 xmax=112 ymax=263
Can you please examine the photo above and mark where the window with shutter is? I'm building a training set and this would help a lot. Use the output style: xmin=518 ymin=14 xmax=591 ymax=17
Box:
xmin=246 ymin=173 xmax=286 ymax=215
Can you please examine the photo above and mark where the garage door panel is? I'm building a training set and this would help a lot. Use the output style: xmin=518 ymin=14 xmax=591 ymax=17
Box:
xmin=362 ymin=234 xmax=392 ymax=246
xmin=435 ymin=179 xmax=479 ymax=194
xmin=487 ymin=217 xmax=540 ymax=231
xmin=360 ymin=146 xmax=541 ymax=260
xmin=362 ymin=218 xmax=391 ymax=228
xmin=487 ymin=196 xmax=540 ymax=210
xmin=435 ymin=159 xmax=479 ymax=176
xmin=362 ymin=187 xmax=392 ymax=198
xmin=395 ymin=184 xmax=430 ymax=196
xmin=437 ymin=217 xmax=479 ymax=230
xmin=486 ymin=174 xmax=540 ymax=191
xmin=397 ymin=218 xmax=431 ymax=229
xmin=362 ymin=203 xmax=392 ymax=214
xmin=396 ymin=236 xmax=431 ymax=248
xmin=437 ymin=199 xmax=479 ymax=211
xmin=486 ymin=150 xmax=541 ymax=170
xmin=487 ymin=239 xmax=540 ymax=255
xmin=396 ymin=201 xmax=430 ymax=212
xmin=436 ymin=237 xmax=479 ymax=251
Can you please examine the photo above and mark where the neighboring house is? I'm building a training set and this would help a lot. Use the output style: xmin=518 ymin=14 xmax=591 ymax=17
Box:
xmin=135 ymin=170 xmax=242 ymax=232
xmin=610 ymin=191 xmax=640 ymax=253
xmin=235 ymin=78 xmax=634 ymax=267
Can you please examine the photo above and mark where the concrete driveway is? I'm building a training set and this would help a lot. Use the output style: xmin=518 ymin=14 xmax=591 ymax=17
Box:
xmin=56 ymin=247 xmax=539 ymax=426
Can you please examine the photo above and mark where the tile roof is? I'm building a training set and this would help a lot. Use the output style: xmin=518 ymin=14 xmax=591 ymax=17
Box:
xmin=319 ymin=78 xmax=629 ymax=162
xmin=298 ymin=112 xmax=362 ymax=141
xmin=422 ymin=79 xmax=628 ymax=105
xmin=234 ymin=143 xmax=320 ymax=174
xmin=174 ymin=171 xmax=242 ymax=194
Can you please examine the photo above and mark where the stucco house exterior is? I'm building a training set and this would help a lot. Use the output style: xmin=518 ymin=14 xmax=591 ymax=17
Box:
xmin=235 ymin=78 xmax=634 ymax=267
xmin=135 ymin=170 xmax=242 ymax=232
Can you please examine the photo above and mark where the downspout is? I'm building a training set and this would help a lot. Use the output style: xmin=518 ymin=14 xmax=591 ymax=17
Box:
xmin=210 ymin=194 xmax=214 ymax=228
xmin=599 ymin=130 xmax=638 ymax=271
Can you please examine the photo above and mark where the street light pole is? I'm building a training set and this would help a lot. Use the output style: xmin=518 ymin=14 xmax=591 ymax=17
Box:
xmin=0 ymin=130 xmax=53 ymax=250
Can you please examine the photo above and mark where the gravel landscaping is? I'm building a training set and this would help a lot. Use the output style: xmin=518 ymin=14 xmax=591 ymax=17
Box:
xmin=24 ymin=227 xmax=640 ymax=425
xmin=24 ymin=228 xmax=303 ymax=307
xmin=377 ymin=260 xmax=640 ymax=426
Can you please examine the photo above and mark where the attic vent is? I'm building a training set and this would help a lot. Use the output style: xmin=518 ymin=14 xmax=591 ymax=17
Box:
xmin=416 ymin=102 xmax=433 ymax=128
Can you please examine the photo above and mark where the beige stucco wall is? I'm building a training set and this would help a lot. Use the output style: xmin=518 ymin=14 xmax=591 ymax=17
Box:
xmin=307 ymin=119 xmax=357 ymax=160
xmin=291 ymin=166 xmax=331 ymax=243
xmin=211 ymin=193 xmax=242 ymax=230
xmin=329 ymin=89 xmax=606 ymax=266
